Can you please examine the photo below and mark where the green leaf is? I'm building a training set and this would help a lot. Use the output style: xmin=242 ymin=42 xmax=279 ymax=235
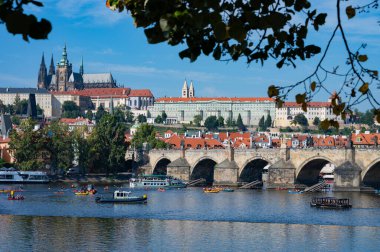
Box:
xmin=346 ymin=6 xmax=356 ymax=19
xmin=320 ymin=119 xmax=329 ymax=130
xmin=358 ymin=83 xmax=369 ymax=94
xmin=295 ymin=93 xmax=306 ymax=104
xmin=228 ymin=20 xmax=246 ymax=42
xmin=358 ymin=55 xmax=368 ymax=62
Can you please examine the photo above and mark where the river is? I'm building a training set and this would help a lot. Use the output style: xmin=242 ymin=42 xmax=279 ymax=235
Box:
xmin=0 ymin=184 xmax=380 ymax=251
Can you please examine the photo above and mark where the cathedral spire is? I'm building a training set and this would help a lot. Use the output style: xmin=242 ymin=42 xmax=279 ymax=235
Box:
xmin=40 ymin=52 xmax=46 ymax=67
xmin=189 ymin=81 xmax=194 ymax=98
xmin=182 ymin=79 xmax=188 ymax=98
xmin=79 ymin=56 xmax=84 ymax=75
xmin=37 ymin=53 xmax=47 ymax=89
xmin=59 ymin=44 xmax=68 ymax=66
xmin=49 ymin=54 xmax=55 ymax=75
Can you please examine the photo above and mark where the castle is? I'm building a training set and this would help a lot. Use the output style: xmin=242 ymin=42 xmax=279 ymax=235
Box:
xmin=37 ymin=45 xmax=117 ymax=91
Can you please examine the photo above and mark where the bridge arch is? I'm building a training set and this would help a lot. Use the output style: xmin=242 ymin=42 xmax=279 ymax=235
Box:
xmin=239 ymin=157 xmax=270 ymax=182
xmin=190 ymin=157 xmax=218 ymax=185
xmin=362 ymin=158 xmax=380 ymax=188
xmin=296 ymin=157 xmax=335 ymax=186
xmin=152 ymin=157 xmax=172 ymax=175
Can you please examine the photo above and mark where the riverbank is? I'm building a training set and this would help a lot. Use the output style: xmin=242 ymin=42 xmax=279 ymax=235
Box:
xmin=50 ymin=173 xmax=132 ymax=185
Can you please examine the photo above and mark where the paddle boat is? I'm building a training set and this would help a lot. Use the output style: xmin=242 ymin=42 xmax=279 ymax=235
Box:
xmin=95 ymin=190 xmax=147 ymax=204
xmin=74 ymin=191 xmax=89 ymax=196
xmin=203 ymin=187 xmax=221 ymax=193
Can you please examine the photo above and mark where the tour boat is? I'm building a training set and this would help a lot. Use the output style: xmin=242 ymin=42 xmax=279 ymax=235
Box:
xmin=310 ymin=197 xmax=352 ymax=209
xmin=129 ymin=175 xmax=186 ymax=189
xmin=95 ymin=190 xmax=147 ymax=204
xmin=222 ymin=188 xmax=234 ymax=192
xmin=0 ymin=169 xmax=49 ymax=184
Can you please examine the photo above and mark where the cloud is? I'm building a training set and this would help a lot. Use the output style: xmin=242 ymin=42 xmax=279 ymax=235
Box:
xmin=86 ymin=62 xmax=224 ymax=83
xmin=55 ymin=0 xmax=128 ymax=26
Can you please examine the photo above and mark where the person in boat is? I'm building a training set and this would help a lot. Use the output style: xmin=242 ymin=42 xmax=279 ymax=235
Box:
xmin=9 ymin=190 xmax=15 ymax=199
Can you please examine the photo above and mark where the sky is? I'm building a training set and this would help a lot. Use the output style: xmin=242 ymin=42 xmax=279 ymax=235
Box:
xmin=0 ymin=0 xmax=379 ymax=110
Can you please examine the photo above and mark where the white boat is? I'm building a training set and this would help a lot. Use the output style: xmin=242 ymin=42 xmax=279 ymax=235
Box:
xmin=0 ymin=168 xmax=50 ymax=183
xmin=129 ymin=174 xmax=186 ymax=188
xmin=322 ymin=173 xmax=334 ymax=184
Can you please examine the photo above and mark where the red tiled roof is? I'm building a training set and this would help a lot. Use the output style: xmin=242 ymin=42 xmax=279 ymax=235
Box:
xmin=129 ymin=89 xmax=154 ymax=97
xmin=165 ymin=135 xmax=224 ymax=149
xmin=156 ymin=97 xmax=274 ymax=103
xmin=51 ymin=88 xmax=131 ymax=97
xmin=60 ymin=117 xmax=92 ymax=124
xmin=282 ymin=102 xmax=331 ymax=108
xmin=352 ymin=133 xmax=380 ymax=145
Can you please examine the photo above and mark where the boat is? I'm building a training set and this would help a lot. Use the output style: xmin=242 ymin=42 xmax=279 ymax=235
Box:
xmin=322 ymin=173 xmax=334 ymax=184
xmin=0 ymin=168 xmax=49 ymax=184
xmin=75 ymin=191 xmax=89 ymax=196
xmin=157 ymin=188 xmax=166 ymax=192
xmin=129 ymin=175 xmax=187 ymax=189
xmin=7 ymin=190 xmax=24 ymax=200
xmin=222 ymin=188 xmax=234 ymax=192
xmin=95 ymin=190 xmax=148 ymax=204
xmin=288 ymin=189 xmax=303 ymax=194
xmin=203 ymin=187 xmax=221 ymax=193
xmin=310 ymin=197 xmax=352 ymax=209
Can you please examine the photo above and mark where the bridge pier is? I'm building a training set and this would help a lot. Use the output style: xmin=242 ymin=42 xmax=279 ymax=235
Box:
xmin=213 ymin=160 xmax=239 ymax=186
xmin=167 ymin=158 xmax=191 ymax=181
xmin=333 ymin=161 xmax=361 ymax=191
xmin=267 ymin=159 xmax=296 ymax=189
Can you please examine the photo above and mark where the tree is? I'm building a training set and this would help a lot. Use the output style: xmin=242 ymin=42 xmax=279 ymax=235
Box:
xmin=0 ymin=99 xmax=6 ymax=113
xmin=137 ymin=114 xmax=147 ymax=123
xmin=258 ymin=116 xmax=265 ymax=131
xmin=14 ymin=96 xmax=28 ymax=115
xmin=226 ymin=117 xmax=236 ymax=127
xmin=193 ymin=115 xmax=202 ymax=127
xmin=85 ymin=110 xmax=94 ymax=120
xmin=114 ymin=108 xmax=126 ymax=123
xmin=236 ymin=113 xmax=245 ymax=131
xmin=95 ymin=105 xmax=108 ymax=123
xmin=204 ymin=116 xmax=218 ymax=131
xmin=72 ymin=127 xmax=90 ymax=175
xmin=154 ymin=115 xmax=163 ymax=124
xmin=131 ymin=123 xmax=167 ymax=150
xmin=313 ymin=117 xmax=321 ymax=126
xmin=217 ymin=116 xmax=224 ymax=127
xmin=9 ymin=118 xmax=43 ymax=171
xmin=89 ymin=114 xmax=128 ymax=175
xmin=292 ymin=114 xmax=309 ymax=127
xmin=62 ymin=101 xmax=81 ymax=118
xmin=125 ymin=109 xmax=134 ymax=123
xmin=161 ymin=111 xmax=167 ymax=123
xmin=265 ymin=114 xmax=272 ymax=129
xmin=36 ymin=104 xmax=44 ymax=116
xmin=147 ymin=110 xmax=152 ymax=118
xmin=11 ymin=115 xmax=20 ymax=125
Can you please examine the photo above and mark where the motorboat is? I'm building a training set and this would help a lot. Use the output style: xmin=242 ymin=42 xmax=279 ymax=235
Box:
xmin=203 ymin=187 xmax=221 ymax=193
xmin=129 ymin=175 xmax=186 ymax=189
xmin=95 ymin=190 xmax=147 ymax=204
xmin=0 ymin=168 xmax=49 ymax=184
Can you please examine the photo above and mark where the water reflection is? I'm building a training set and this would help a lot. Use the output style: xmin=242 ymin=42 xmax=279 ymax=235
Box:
xmin=0 ymin=215 xmax=379 ymax=251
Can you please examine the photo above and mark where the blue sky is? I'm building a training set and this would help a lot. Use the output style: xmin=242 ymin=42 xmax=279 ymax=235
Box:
xmin=0 ymin=0 xmax=379 ymax=110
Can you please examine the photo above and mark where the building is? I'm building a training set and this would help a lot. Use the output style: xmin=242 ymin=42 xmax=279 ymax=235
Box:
xmin=274 ymin=101 xmax=343 ymax=127
xmin=37 ymin=45 xmax=117 ymax=91
xmin=0 ymin=88 xmax=53 ymax=117
xmin=52 ymin=88 xmax=154 ymax=112
xmin=148 ymin=82 xmax=275 ymax=125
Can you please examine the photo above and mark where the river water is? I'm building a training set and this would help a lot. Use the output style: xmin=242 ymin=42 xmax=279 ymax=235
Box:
xmin=1 ymin=184 xmax=380 ymax=251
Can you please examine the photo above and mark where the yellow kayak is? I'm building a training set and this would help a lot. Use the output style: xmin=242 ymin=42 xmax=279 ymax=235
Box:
xmin=75 ymin=191 xmax=89 ymax=196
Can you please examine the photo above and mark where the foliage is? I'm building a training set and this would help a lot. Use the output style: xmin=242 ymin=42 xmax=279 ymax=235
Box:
xmin=0 ymin=99 xmax=6 ymax=113
xmin=131 ymin=123 xmax=167 ymax=150
xmin=313 ymin=117 xmax=321 ymax=126
xmin=61 ymin=101 xmax=81 ymax=118
xmin=137 ymin=114 xmax=147 ymax=123
xmin=11 ymin=115 xmax=20 ymax=125
xmin=161 ymin=111 xmax=167 ymax=122
xmin=193 ymin=114 xmax=202 ymax=127
xmin=154 ymin=115 xmax=163 ymax=124
xmin=9 ymin=118 xmax=43 ymax=170
xmin=356 ymin=109 xmax=375 ymax=126
xmin=36 ymin=104 xmax=43 ymax=116
xmin=89 ymin=114 xmax=128 ymax=175
xmin=292 ymin=113 xmax=309 ymax=126
xmin=14 ymin=96 xmax=28 ymax=115
xmin=85 ymin=110 xmax=94 ymax=120
xmin=72 ymin=127 xmax=90 ymax=175
xmin=0 ymin=0 xmax=52 ymax=41
xmin=226 ymin=117 xmax=236 ymax=127
xmin=258 ymin=116 xmax=265 ymax=131
xmin=125 ymin=109 xmax=134 ymax=123
xmin=236 ymin=113 xmax=245 ymax=131
xmin=217 ymin=116 xmax=224 ymax=127
xmin=204 ymin=116 xmax=218 ymax=131
xmin=265 ymin=114 xmax=272 ymax=129
xmin=147 ymin=110 xmax=152 ymax=118
xmin=114 ymin=108 xmax=126 ymax=123
xmin=95 ymin=105 xmax=108 ymax=123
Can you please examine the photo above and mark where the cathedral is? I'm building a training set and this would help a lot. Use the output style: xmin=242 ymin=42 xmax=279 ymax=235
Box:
xmin=37 ymin=45 xmax=117 ymax=91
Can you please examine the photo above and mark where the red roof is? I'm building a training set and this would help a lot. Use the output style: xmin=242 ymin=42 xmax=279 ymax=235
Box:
xmin=352 ymin=133 xmax=380 ymax=145
xmin=282 ymin=102 xmax=331 ymax=108
xmin=165 ymin=135 xmax=224 ymax=149
xmin=60 ymin=117 xmax=92 ymax=124
xmin=51 ymin=88 xmax=153 ymax=98
xmin=129 ymin=89 xmax=154 ymax=97
xmin=156 ymin=97 xmax=274 ymax=103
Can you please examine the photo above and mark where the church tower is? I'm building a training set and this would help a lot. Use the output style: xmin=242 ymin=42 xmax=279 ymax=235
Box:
xmin=189 ymin=81 xmax=195 ymax=98
xmin=79 ymin=57 xmax=84 ymax=75
xmin=48 ymin=54 xmax=55 ymax=76
xmin=182 ymin=80 xmax=188 ymax=98
xmin=37 ymin=53 xmax=47 ymax=89
xmin=55 ymin=44 xmax=73 ymax=91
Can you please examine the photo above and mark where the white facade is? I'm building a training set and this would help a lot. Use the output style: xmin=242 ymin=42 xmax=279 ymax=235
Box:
xmin=0 ymin=88 xmax=53 ymax=117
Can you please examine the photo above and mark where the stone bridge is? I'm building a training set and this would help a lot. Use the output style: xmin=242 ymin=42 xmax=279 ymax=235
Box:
xmin=127 ymin=147 xmax=380 ymax=190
